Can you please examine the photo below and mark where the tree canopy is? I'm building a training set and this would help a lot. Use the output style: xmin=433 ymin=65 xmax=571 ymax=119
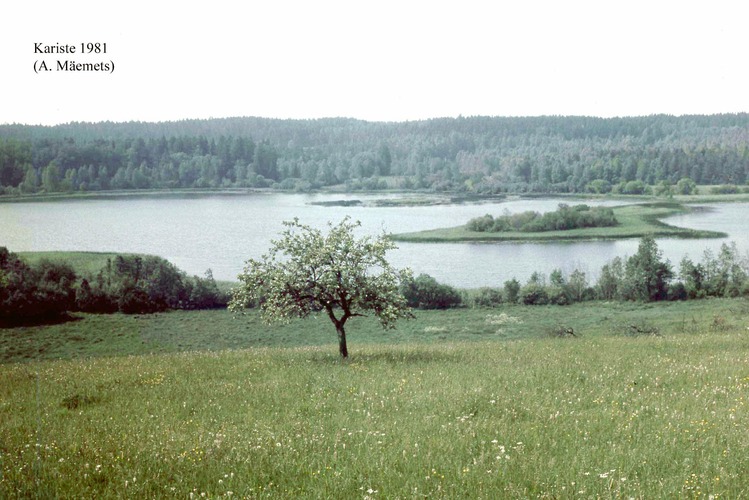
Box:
xmin=229 ymin=217 xmax=413 ymax=357
xmin=1 ymin=114 xmax=747 ymax=195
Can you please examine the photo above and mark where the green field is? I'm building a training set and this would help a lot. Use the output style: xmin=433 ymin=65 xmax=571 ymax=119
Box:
xmin=392 ymin=203 xmax=727 ymax=243
xmin=0 ymin=299 xmax=745 ymax=364
xmin=19 ymin=251 xmax=138 ymax=276
xmin=3 ymin=298 xmax=749 ymax=497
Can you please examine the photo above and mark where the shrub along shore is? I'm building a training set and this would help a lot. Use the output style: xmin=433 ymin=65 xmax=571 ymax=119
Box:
xmin=2 ymin=229 xmax=748 ymax=326
xmin=0 ymin=248 xmax=228 ymax=326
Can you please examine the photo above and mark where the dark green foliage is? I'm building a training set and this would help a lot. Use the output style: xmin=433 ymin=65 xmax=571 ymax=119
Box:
xmin=0 ymin=139 xmax=31 ymax=189
xmin=471 ymin=287 xmax=504 ymax=307
xmin=654 ymin=180 xmax=673 ymax=197
xmin=565 ymin=269 xmax=591 ymax=302
xmin=618 ymin=180 xmax=648 ymax=195
xmin=597 ymin=257 xmax=624 ymax=301
xmin=667 ymin=282 xmax=688 ymax=301
xmin=547 ymin=285 xmax=570 ymax=305
xmin=253 ymin=140 xmax=279 ymax=181
xmin=188 ymin=270 xmax=228 ymax=309
xmin=503 ymin=279 xmax=521 ymax=303
xmin=401 ymin=274 xmax=462 ymax=309
xmin=101 ymin=255 xmax=186 ymax=313
xmin=710 ymin=185 xmax=747 ymax=195
xmin=621 ymin=235 xmax=673 ymax=301
xmin=102 ymin=255 xmax=228 ymax=313
xmin=117 ymin=286 xmax=157 ymax=314
xmin=1 ymin=114 xmax=748 ymax=196
xmin=585 ymin=179 xmax=612 ymax=194
xmin=519 ymin=283 xmax=550 ymax=305
xmin=466 ymin=204 xmax=617 ymax=233
xmin=0 ymin=249 xmax=77 ymax=324
xmin=498 ymin=238 xmax=749 ymax=306
xmin=675 ymin=177 xmax=697 ymax=195
xmin=75 ymin=278 xmax=117 ymax=313
xmin=1 ymin=248 xmax=228 ymax=324
xmin=682 ymin=243 xmax=748 ymax=298
xmin=589 ymin=238 xmax=748 ymax=303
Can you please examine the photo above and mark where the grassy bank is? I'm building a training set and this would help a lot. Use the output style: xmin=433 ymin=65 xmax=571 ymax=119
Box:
xmin=19 ymin=251 xmax=136 ymax=276
xmin=2 ymin=298 xmax=749 ymax=498
xmin=392 ymin=203 xmax=727 ymax=243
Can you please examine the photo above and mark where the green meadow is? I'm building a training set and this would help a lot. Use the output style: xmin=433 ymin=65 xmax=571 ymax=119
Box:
xmin=3 ymin=298 xmax=749 ymax=498
xmin=392 ymin=203 xmax=726 ymax=243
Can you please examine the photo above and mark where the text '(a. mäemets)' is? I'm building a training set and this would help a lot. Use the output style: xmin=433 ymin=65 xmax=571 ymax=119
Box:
xmin=34 ymin=60 xmax=114 ymax=73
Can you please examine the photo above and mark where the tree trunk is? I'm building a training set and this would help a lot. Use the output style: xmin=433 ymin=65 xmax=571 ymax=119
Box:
xmin=336 ymin=323 xmax=348 ymax=358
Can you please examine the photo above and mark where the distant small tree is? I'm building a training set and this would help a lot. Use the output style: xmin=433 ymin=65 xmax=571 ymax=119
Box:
xmin=621 ymin=180 xmax=647 ymax=195
xmin=565 ymin=269 xmax=589 ymax=303
xmin=229 ymin=217 xmax=413 ymax=358
xmin=586 ymin=179 xmax=612 ymax=194
xmin=597 ymin=257 xmax=624 ymax=300
xmin=675 ymin=177 xmax=697 ymax=195
xmin=472 ymin=287 xmax=503 ymax=307
xmin=504 ymin=278 xmax=521 ymax=303
xmin=654 ymin=180 xmax=673 ymax=198
xmin=622 ymin=235 xmax=673 ymax=301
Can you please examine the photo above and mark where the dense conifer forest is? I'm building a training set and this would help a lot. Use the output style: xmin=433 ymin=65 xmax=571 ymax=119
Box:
xmin=1 ymin=114 xmax=748 ymax=195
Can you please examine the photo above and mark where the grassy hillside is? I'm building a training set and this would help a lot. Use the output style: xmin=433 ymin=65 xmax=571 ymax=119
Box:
xmin=2 ymin=298 xmax=749 ymax=498
xmin=392 ymin=203 xmax=726 ymax=242
xmin=19 ymin=251 xmax=132 ymax=276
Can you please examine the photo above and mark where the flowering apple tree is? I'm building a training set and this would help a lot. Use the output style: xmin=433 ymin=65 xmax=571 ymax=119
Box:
xmin=229 ymin=217 xmax=413 ymax=357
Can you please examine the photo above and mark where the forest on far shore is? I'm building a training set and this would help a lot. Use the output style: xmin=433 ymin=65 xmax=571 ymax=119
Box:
xmin=0 ymin=114 xmax=748 ymax=196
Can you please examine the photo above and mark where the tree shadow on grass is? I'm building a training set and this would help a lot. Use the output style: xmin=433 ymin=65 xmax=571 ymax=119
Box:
xmin=308 ymin=348 xmax=464 ymax=365
xmin=0 ymin=312 xmax=83 ymax=329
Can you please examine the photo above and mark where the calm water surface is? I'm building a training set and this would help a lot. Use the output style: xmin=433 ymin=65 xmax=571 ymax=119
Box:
xmin=1 ymin=193 xmax=746 ymax=288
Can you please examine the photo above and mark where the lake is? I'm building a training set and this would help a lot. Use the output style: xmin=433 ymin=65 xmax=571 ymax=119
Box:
xmin=1 ymin=193 xmax=747 ymax=288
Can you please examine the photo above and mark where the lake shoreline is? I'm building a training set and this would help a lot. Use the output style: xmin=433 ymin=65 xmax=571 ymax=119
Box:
xmin=3 ymin=186 xmax=749 ymax=205
xmin=2 ymin=192 xmax=746 ymax=287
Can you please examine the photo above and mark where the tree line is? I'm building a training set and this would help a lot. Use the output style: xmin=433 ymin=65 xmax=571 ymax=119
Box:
xmin=0 ymin=248 xmax=227 ymax=325
xmin=2 ymin=235 xmax=747 ymax=326
xmin=401 ymin=237 xmax=749 ymax=309
xmin=466 ymin=204 xmax=618 ymax=233
xmin=1 ymin=114 xmax=748 ymax=195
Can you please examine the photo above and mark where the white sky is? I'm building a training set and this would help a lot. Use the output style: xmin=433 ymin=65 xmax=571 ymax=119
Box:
xmin=2 ymin=0 xmax=747 ymax=125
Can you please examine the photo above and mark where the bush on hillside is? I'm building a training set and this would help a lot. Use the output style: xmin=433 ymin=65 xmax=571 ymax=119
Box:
xmin=401 ymin=274 xmax=462 ymax=309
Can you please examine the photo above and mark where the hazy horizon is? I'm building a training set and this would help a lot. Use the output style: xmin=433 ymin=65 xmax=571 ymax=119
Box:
xmin=5 ymin=111 xmax=749 ymax=128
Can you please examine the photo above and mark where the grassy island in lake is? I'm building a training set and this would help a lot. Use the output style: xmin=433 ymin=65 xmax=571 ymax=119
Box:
xmin=392 ymin=202 xmax=727 ymax=243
